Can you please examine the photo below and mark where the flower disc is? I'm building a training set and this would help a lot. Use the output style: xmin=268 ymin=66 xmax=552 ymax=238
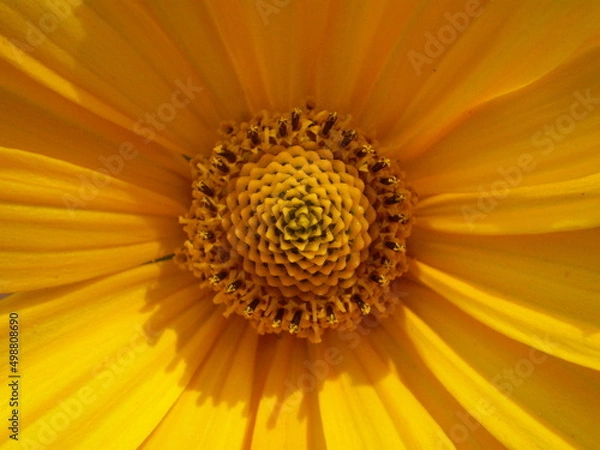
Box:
xmin=177 ymin=106 xmax=415 ymax=342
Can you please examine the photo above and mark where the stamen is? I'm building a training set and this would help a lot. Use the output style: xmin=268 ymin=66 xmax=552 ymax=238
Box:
xmin=351 ymin=294 xmax=371 ymax=315
xmin=370 ymin=274 xmax=388 ymax=286
xmin=197 ymin=181 xmax=214 ymax=197
xmin=278 ymin=118 xmax=288 ymax=137
xmin=272 ymin=309 xmax=285 ymax=328
xmin=226 ymin=279 xmax=243 ymax=293
xmin=291 ymin=108 xmax=301 ymax=131
xmin=202 ymin=197 xmax=218 ymax=212
xmin=326 ymin=304 xmax=338 ymax=324
xmin=371 ymin=159 xmax=390 ymax=173
xmin=211 ymin=157 xmax=229 ymax=174
xmin=247 ymin=126 xmax=260 ymax=146
xmin=384 ymin=193 xmax=404 ymax=205
xmin=209 ymin=271 xmax=228 ymax=285
xmin=384 ymin=241 xmax=405 ymax=252
xmin=199 ymin=230 xmax=214 ymax=240
xmin=379 ymin=176 xmax=397 ymax=185
xmin=216 ymin=145 xmax=237 ymax=163
xmin=243 ymin=298 xmax=261 ymax=317
xmin=389 ymin=213 xmax=409 ymax=224
xmin=320 ymin=112 xmax=338 ymax=137
xmin=340 ymin=129 xmax=356 ymax=147
xmin=356 ymin=145 xmax=373 ymax=158
xmin=289 ymin=310 xmax=302 ymax=334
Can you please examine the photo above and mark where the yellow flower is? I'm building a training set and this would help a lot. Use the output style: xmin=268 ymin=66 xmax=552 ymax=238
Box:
xmin=1 ymin=1 xmax=599 ymax=448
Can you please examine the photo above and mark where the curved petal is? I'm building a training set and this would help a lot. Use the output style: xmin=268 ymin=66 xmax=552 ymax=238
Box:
xmin=375 ymin=1 xmax=600 ymax=155
xmin=314 ymin=324 xmax=459 ymax=449
xmin=0 ymin=1 xmax=222 ymax=154
xmin=190 ymin=1 xmax=422 ymax=115
xmin=414 ymin=173 xmax=600 ymax=234
xmin=249 ymin=336 xmax=326 ymax=450
xmin=400 ymin=281 xmax=600 ymax=449
xmin=314 ymin=337 xmax=407 ymax=448
xmin=0 ymin=147 xmax=186 ymax=291
xmin=0 ymin=263 xmax=226 ymax=449
xmin=405 ymin=44 xmax=600 ymax=197
xmin=408 ymin=227 xmax=600 ymax=370
xmin=0 ymin=204 xmax=180 ymax=251
xmin=0 ymin=61 xmax=192 ymax=194
xmin=142 ymin=320 xmax=257 ymax=449
xmin=377 ymin=290 xmax=504 ymax=449
xmin=322 ymin=319 xmax=459 ymax=449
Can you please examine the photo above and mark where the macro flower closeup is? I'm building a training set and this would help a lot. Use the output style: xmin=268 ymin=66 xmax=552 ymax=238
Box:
xmin=1 ymin=0 xmax=600 ymax=448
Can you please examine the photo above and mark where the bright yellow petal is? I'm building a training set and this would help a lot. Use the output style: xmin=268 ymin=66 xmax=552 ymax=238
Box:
xmin=400 ymin=281 xmax=600 ymax=449
xmin=0 ymin=147 xmax=185 ymax=215
xmin=405 ymin=44 xmax=600 ymax=197
xmin=0 ymin=203 xmax=180 ymax=251
xmin=376 ymin=290 xmax=504 ymax=449
xmin=0 ymin=1 xmax=222 ymax=154
xmin=408 ymin=227 xmax=600 ymax=370
xmin=0 ymin=147 xmax=185 ymax=291
xmin=0 ymin=263 xmax=226 ymax=449
xmin=315 ymin=334 xmax=406 ymax=448
xmin=375 ymin=1 xmax=600 ymax=155
xmin=326 ymin=322 xmax=457 ymax=448
xmin=414 ymin=173 xmax=600 ymax=234
xmin=0 ymin=82 xmax=190 ymax=198
xmin=142 ymin=318 xmax=257 ymax=449
xmin=249 ymin=336 xmax=325 ymax=450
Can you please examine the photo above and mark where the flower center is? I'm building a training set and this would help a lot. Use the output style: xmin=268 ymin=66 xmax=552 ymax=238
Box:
xmin=176 ymin=105 xmax=415 ymax=342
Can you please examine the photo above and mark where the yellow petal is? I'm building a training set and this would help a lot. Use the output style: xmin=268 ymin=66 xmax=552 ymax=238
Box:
xmin=0 ymin=147 xmax=185 ymax=291
xmin=414 ymin=173 xmax=600 ymax=234
xmin=327 ymin=319 xmax=458 ymax=449
xmin=249 ymin=336 xmax=325 ymax=450
xmin=0 ymin=203 xmax=181 ymax=252
xmin=0 ymin=146 xmax=186 ymax=215
xmin=142 ymin=318 xmax=257 ymax=449
xmin=0 ymin=59 xmax=191 ymax=188
xmin=0 ymin=1 xmax=220 ymax=154
xmin=315 ymin=333 xmax=407 ymax=448
xmin=221 ymin=0 xmax=419 ymax=114
xmin=141 ymin=0 xmax=257 ymax=122
xmin=405 ymin=44 xmax=600 ymax=197
xmin=0 ymin=262 xmax=226 ymax=449
xmin=408 ymin=227 xmax=600 ymax=370
xmin=401 ymin=281 xmax=600 ymax=449
xmin=376 ymin=2 xmax=600 ymax=155
xmin=376 ymin=289 xmax=503 ymax=449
